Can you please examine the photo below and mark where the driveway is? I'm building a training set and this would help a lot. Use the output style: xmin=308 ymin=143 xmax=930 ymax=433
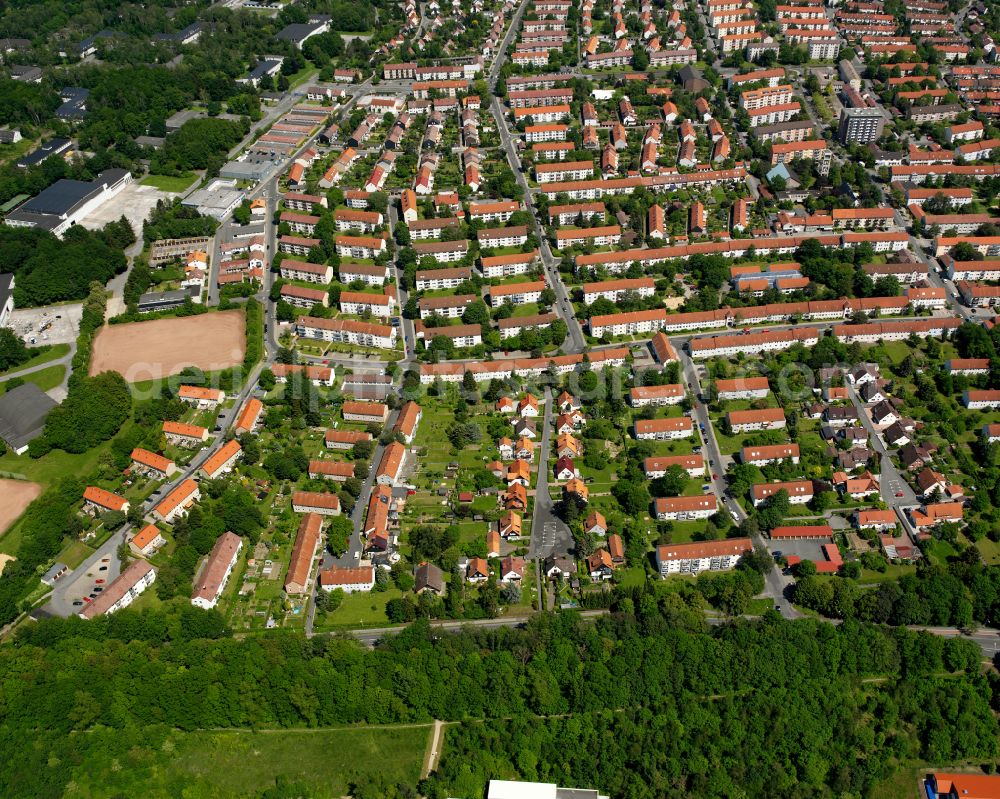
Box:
xmin=35 ymin=525 xmax=128 ymax=619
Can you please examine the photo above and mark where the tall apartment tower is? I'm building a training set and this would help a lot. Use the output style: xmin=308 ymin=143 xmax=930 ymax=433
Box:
xmin=837 ymin=107 xmax=885 ymax=144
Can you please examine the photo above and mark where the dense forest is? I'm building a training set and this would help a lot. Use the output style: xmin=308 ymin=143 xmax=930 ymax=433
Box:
xmin=0 ymin=223 xmax=129 ymax=307
xmin=1 ymin=605 xmax=997 ymax=798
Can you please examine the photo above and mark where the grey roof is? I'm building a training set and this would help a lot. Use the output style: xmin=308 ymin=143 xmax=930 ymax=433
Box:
xmin=153 ymin=22 xmax=203 ymax=42
xmin=9 ymin=170 xmax=127 ymax=225
xmin=138 ymin=285 xmax=199 ymax=308
xmin=219 ymin=160 xmax=271 ymax=181
xmin=248 ymin=58 xmax=283 ymax=81
xmin=56 ymin=91 xmax=88 ymax=119
xmin=0 ymin=273 xmax=13 ymax=308
xmin=0 ymin=382 xmax=57 ymax=453
xmin=41 ymin=562 xmax=68 ymax=585
xmin=276 ymin=20 xmax=325 ymax=43
xmin=16 ymin=137 xmax=71 ymax=168
xmin=9 ymin=65 xmax=41 ymax=81
xmin=19 ymin=179 xmax=100 ymax=217
xmin=60 ymin=87 xmax=89 ymax=102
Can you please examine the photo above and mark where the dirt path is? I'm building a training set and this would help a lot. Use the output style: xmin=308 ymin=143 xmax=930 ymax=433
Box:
xmin=422 ymin=719 xmax=445 ymax=779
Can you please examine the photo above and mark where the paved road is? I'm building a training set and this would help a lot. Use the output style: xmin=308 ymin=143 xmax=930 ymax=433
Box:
xmin=528 ymin=388 xmax=572 ymax=559
xmin=488 ymin=0 xmax=531 ymax=89
xmin=337 ymin=608 xmax=610 ymax=644
xmin=526 ymin=388 xmax=572 ymax=609
xmin=387 ymin=201 xmax=417 ymax=358
xmin=845 ymin=382 xmax=922 ymax=540
xmin=489 ymin=94 xmax=587 ymax=353
xmin=483 ymin=0 xmax=587 ymax=354
xmin=679 ymin=349 xmax=800 ymax=618
xmin=0 ymin=339 xmax=76 ymax=389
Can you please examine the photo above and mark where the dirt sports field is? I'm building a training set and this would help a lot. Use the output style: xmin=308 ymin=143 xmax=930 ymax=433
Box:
xmin=89 ymin=311 xmax=246 ymax=381
xmin=0 ymin=479 xmax=42 ymax=537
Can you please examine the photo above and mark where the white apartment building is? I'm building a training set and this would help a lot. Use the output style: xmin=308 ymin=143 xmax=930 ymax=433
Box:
xmin=191 ymin=532 xmax=242 ymax=610
xmin=716 ymin=376 xmax=769 ymax=400
xmin=478 ymin=226 xmax=528 ymax=248
xmin=481 ymin=251 xmax=538 ymax=278
xmin=628 ymin=384 xmax=685 ymax=407
xmin=418 ymin=294 xmax=476 ymax=319
xmin=589 ymin=309 xmax=666 ymax=337
xmin=295 ymin=316 xmax=397 ymax=349
xmin=751 ymin=480 xmax=813 ymax=507
xmin=280 ymin=259 xmax=333 ymax=284
xmin=335 ymin=235 xmax=387 ymax=259
xmin=644 ymin=454 xmax=705 ymax=479
xmin=653 ymin=495 xmax=718 ymax=521
xmin=339 ymin=291 xmax=395 ymax=318
xmin=489 ymin=281 xmax=545 ymax=306
xmin=415 ymin=267 xmax=471 ymax=291
xmin=655 ymin=537 xmax=752 ymax=575
xmin=582 ymin=277 xmax=655 ymax=304
xmin=634 ymin=417 xmax=694 ymax=440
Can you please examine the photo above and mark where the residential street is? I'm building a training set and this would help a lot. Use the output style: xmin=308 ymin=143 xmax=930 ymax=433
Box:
xmin=679 ymin=348 xmax=800 ymax=618
xmin=488 ymin=94 xmax=587 ymax=353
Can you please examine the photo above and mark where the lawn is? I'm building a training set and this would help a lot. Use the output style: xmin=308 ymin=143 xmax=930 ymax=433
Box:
xmin=745 ymin=597 xmax=775 ymax=615
xmin=0 ymin=343 xmax=69 ymax=380
xmin=970 ymin=534 xmax=1000 ymax=565
xmin=0 ymin=430 xmax=119 ymax=488
xmin=617 ymin=566 xmax=647 ymax=588
xmin=63 ymin=724 xmax=429 ymax=799
xmin=858 ymin=563 xmax=916 ymax=585
xmin=870 ymin=765 xmax=924 ymax=799
xmin=12 ymin=364 xmax=65 ymax=393
xmin=58 ymin=539 xmax=94 ymax=569
xmin=140 ymin=173 xmax=198 ymax=193
xmin=313 ymin=587 xmax=404 ymax=630
xmin=662 ymin=520 xmax=715 ymax=542
xmin=922 ymin=537 xmax=958 ymax=565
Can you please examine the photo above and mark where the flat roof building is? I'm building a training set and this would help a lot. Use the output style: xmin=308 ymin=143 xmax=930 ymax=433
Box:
xmin=0 ymin=382 xmax=57 ymax=454
xmin=5 ymin=169 xmax=132 ymax=236
xmin=838 ymin=107 xmax=885 ymax=144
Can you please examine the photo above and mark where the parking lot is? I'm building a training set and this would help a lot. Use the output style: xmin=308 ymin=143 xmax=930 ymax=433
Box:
xmin=769 ymin=537 xmax=830 ymax=565
xmin=76 ymin=181 xmax=176 ymax=238
xmin=8 ymin=303 xmax=82 ymax=346
xmin=39 ymin=527 xmax=126 ymax=619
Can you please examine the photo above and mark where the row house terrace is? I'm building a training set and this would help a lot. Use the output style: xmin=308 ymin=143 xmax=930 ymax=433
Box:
xmin=295 ymin=316 xmax=397 ymax=349
xmin=417 ymin=348 xmax=629 ymax=383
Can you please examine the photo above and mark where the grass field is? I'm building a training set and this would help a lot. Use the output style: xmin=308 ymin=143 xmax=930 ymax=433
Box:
xmin=140 ymin=173 xmax=197 ymax=192
xmin=0 ymin=343 xmax=69 ymax=380
xmin=0 ymin=430 xmax=118 ymax=489
xmin=12 ymin=363 xmax=66 ymax=393
xmin=63 ymin=724 xmax=429 ymax=799
xmin=314 ymin=587 xmax=404 ymax=630
xmin=870 ymin=765 xmax=922 ymax=799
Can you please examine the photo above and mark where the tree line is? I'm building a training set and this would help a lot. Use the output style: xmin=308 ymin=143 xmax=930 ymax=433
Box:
xmin=1 ymin=606 xmax=996 ymax=798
